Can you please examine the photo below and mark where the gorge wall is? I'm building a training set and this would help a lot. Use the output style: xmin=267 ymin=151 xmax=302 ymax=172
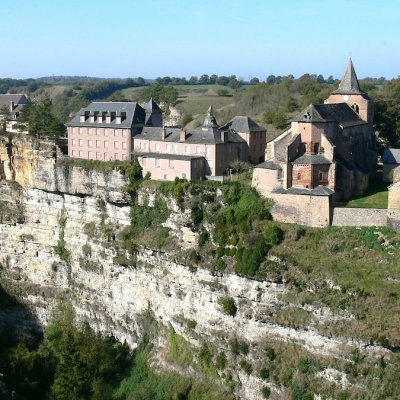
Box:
xmin=0 ymin=135 xmax=390 ymax=400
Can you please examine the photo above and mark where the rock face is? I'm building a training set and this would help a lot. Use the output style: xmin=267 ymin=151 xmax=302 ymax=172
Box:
xmin=0 ymin=135 xmax=387 ymax=400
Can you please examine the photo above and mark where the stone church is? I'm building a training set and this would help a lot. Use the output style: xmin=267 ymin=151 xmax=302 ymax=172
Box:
xmin=252 ymin=60 xmax=377 ymax=226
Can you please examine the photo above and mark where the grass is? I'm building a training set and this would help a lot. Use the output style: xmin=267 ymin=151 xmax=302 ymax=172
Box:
xmin=344 ymin=178 xmax=389 ymax=209
xmin=270 ymin=225 xmax=400 ymax=346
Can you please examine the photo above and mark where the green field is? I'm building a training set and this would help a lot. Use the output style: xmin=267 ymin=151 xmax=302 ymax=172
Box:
xmin=345 ymin=178 xmax=389 ymax=209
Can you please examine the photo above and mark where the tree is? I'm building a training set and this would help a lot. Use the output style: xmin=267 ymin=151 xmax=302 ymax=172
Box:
xmin=189 ymin=76 xmax=198 ymax=85
xmin=198 ymin=74 xmax=210 ymax=84
xmin=17 ymin=95 xmax=65 ymax=139
xmin=216 ymin=76 xmax=229 ymax=86
xmin=266 ymin=75 xmax=276 ymax=84
xmin=250 ymin=77 xmax=260 ymax=85
xmin=0 ymin=104 xmax=11 ymax=132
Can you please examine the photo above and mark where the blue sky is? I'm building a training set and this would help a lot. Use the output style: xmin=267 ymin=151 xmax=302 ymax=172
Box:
xmin=1 ymin=0 xmax=398 ymax=79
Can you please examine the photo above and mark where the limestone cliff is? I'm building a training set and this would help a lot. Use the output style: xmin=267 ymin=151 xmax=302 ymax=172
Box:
xmin=0 ymin=135 xmax=391 ymax=400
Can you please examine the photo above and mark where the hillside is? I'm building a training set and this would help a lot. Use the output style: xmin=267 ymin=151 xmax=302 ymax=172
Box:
xmin=0 ymin=136 xmax=399 ymax=399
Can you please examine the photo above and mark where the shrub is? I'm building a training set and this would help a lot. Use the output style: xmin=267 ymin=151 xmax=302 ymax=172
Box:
xmin=240 ymin=360 xmax=253 ymax=375
xmin=219 ymin=297 xmax=237 ymax=317
xmin=264 ymin=224 xmax=284 ymax=245
xmin=216 ymin=352 xmax=227 ymax=370
xmin=215 ymin=259 xmax=227 ymax=271
xmin=261 ymin=386 xmax=271 ymax=398
xmin=260 ymin=368 xmax=270 ymax=379
xmin=189 ymin=250 xmax=201 ymax=263
xmin=198 ymin=231 xmax=209 ymax=247
xmin=298 ymin=357 xmax=313 ymax=374
xmin=265 ymin=347 xmax=276 ymax=361
xmin=229 ymin=339 xmax=249 ymax=355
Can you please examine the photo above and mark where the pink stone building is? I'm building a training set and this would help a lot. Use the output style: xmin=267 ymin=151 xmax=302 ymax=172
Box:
xmin=0 ymin=94 xmax=28 ymax=133
xmin=253 ymin=59 xmax=377 ymax=210
xmin=134 ymin=106 xmax=265 ymax=180
xmin=67 ymin=101 xmax=267 ymax=181
xmin=66 ymin=100 xmax=162 ymax=161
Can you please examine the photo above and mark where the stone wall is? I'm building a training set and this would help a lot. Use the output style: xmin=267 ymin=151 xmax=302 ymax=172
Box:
xmin=269 ymin=192 xmax=331 ymax=227
xmin=331 ymin=207 xmax=387 ymax=227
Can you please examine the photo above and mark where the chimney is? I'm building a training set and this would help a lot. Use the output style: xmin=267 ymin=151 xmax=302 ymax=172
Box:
xmin=161 ymin=126 xmax=167 ymax=140
xmin=221 ymin=130 xmax=227 ymax=142
xmin=180 ymin=128 xmax=186 ymax=142
xmin=9 ymin=101 xmax=14 ymax=112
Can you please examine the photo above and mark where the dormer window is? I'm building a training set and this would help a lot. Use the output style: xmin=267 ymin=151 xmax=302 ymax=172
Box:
xmin=121 ymin=112 xmax=126 ymax=122
xmin=304 ymin=112 xmax=311 ymax=120
xmin=110 ymin=112 xmax=116 ymax=121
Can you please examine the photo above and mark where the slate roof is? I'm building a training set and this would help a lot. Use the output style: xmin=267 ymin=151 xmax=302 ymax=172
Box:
xmin=135 ymin=152 xmax=205 ymax=161
xmin=292 ymin=103 xmax=365 ymax=127
xmin=274 ymin=185 xmax=334 ymax=196
xmin=383 ymin=148 xmax=400 ymax=164
xmin=202 ymin=106 xmax=219 ymax=128
xmin=0 ymin=94 xmax=27 ymax=108
xmin=292 ymin=154 xmax=331 ymax=165
xmin=219 ymin=116 xmax=265 ymax=133
xmin=145 ymin=98 xmax=162 ymax=113
xmin=332 ymin=58 xmax=365 ymax=95
xmin=255 ymin=160 xmax=281 ymax=170
xmin=66 ymin=102 xmax=146 ymax=128
xmin=136 ymin=126 xmax=246 ymax=145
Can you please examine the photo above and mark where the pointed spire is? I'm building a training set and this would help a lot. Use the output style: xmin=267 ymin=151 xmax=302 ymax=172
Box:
xmin=145 ymin=97 xmax=162 ymax=112
xmin=202 ymin=105 xmax=218 ymax=129
xmin=333 ymin=58 xmax=364 ymax=94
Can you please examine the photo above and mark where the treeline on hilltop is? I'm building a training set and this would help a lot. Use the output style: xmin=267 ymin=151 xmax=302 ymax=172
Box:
xmin=1 ymin=73 xmax=399 ymax=148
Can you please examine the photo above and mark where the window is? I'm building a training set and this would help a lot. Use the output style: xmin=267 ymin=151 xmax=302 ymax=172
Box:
xmin=185 ymin=145 xmax=190 ymax=154
xmin=72 ymin=150 xmax=77 ymax=156
xmin=313 ymin=143 xmax=319 ymax=154
xmin=88 ymin=140 xmax=93 ymax=147
xmin=319 ymin=171 xmax=328 ymax=182
xmin=88 ymin=128 xmax=93 ymax=135
xmin=79 ymin=150 xmax=84 ymax=157
xmin=73 ymin=127 xmax=77 ymax=134
xmin=122 ymin=142 xmax=127 ymax=150
xmin=172 ymin=144 xmax=177 ymax=153
xmin=88 ymin=151 xmax=93 ymax=158
xmin=166 ymin=144 xmax=171 ymax=152
xmin=122 ymin=130 xmax=128 ymax=137
xmin=122 ymin=154 xmax=127 ymax=160
xmin=155 ymin=143 xmax=160 ymax=152
xmin=104 ymin=129 xmax=109 ymax=136
xmin=169 ymin=159 xmax=174 ymax=169
xmin=114 ymin=142 xmax=119 ymax=149
xmin=96 ymin=140 xmax=101 ymax=148
xmin=72 ymin=139 xmax=76 ymax=146
xmin=96 ymin=152 xmax=101 ymax=160
xmin=79 ymin=128 xmax=83 ymax=134
xmin=196 ymin=145 xmax=201 ymax=154
xmin=206 ymin=146 xmax=211 ymax=155
xmin=114 ymin=154 xmax=118 ymax=159
xmin=96 ymin=129 xmax=100 ymax=136
xmin=297 ymin=172 xmax=301 ymax=180
xmin=115 ymin=130 xmax=119 ymax=136
xmin=79 ymin=139 xmax=83 ymax=146
xmin=104 ymin=141 xmax=109 ymax=148
xmin=104 ymin=152 xmax=109 ymax=160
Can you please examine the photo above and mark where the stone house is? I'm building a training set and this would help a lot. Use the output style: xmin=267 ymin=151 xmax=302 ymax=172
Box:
xmin=67 ymin=101 xmax=267 ymax=181
xmin=66 ymin=99 xmax=163 ymax=161
xmin=253 ymin=59 xmax=377 ymax=226
xmin=0 ymin=94 xmax=28 ymax=133
xmin=382 ymin=148 xmax=400 ymax=182
xmin=134 ymin=107 xmax=264 ymax=180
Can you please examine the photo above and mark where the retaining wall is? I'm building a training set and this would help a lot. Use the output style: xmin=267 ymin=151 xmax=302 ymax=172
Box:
xmin=331 ymin=207 xmax=387 ymax=227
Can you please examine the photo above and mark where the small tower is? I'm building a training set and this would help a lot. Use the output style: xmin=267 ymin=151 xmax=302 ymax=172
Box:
xmin=325 ymin=58 xmax=373 ymax=124
xmin=202 ymin=105 xmax=218 ymax=130
xmin=145 ymin=98 xmax=163 ymax=127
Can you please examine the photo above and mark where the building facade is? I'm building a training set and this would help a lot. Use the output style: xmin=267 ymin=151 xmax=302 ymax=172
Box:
xmin=0 ymin=94 xmax=28 ymax=133
xmin=253 ymin=59 xmax=377 ymax=226
xmin=66 ymin=100 xmax=162 ymax=161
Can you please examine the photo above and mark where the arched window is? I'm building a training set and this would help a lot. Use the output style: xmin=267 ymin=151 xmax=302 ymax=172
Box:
xmin=313 ymin=143 xmax=319 ymax=154
xmin=297 ymin=172 xmax=301 ymax=181
xmin=352 ymin=104 xmax=359 ymax=113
